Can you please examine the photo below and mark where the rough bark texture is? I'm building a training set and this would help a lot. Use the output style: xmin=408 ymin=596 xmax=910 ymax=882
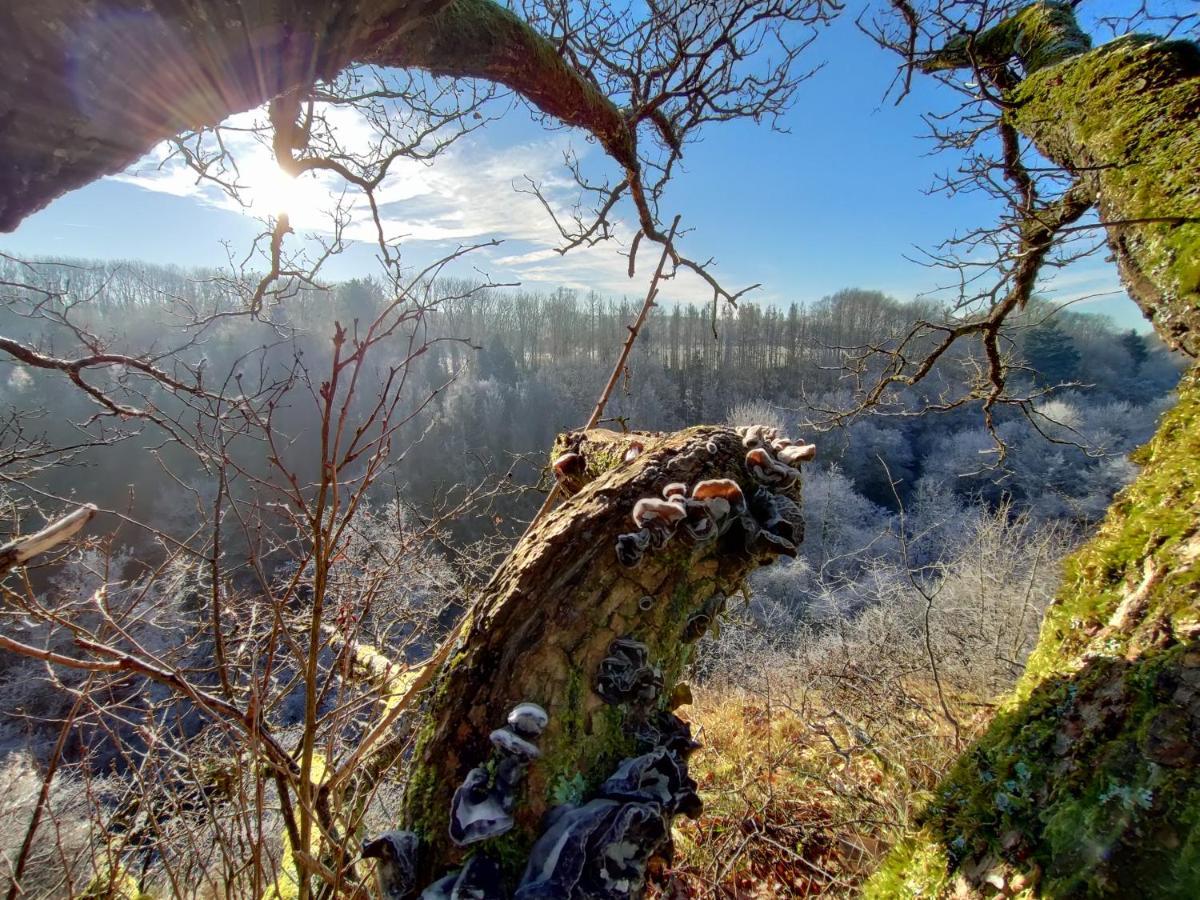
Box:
xmin=400 ymin=425 xmax=804 ymax=883
xmin=1008 ymin=34 xmax=1200 ymax=357
xmin=0 ymin=0 xmax=635 ymax=232
xmin=869 ymin=373 xmax=1200 ymax=898
xmin=872 ymin=7 xmax=1200 ymax=897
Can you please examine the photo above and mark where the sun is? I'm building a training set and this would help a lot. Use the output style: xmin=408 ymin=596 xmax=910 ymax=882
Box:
xmin=240 ymin=155 xmax=331 ymax=225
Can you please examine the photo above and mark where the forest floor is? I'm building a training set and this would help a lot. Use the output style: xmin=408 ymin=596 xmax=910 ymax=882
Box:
xmin=658 ymin=682 xmax=987 ymax=897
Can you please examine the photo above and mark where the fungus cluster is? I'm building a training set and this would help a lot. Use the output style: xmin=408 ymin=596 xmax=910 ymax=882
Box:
xmin=739 ymin=425 xmax=814 ymax=489
xmin=615 ymin=477 xmax=748 ymax=568
xmin=614 ymin=424 xmax=813 ymax=570
xmin=594 ymin=638 xmax=663 ymax=708
xmin=368 ymin=704 xmax=553 ymax=898
xmin=448 ymin=702 xmax=549 ymax=847
xmin=510 ymin=633 xmax=704 ymax=896
xmin=514 ymin=735 xmax=702 ymax=898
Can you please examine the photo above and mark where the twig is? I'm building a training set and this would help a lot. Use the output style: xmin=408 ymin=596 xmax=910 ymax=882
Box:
xmin=527 ymin=214 xmax=682 ymax=530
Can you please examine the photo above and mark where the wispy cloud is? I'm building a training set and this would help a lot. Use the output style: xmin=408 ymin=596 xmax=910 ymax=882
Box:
xmin=109 ymin=104 xmax=732 ymax=302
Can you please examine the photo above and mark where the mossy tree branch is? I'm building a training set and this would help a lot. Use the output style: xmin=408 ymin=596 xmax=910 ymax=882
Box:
xmin=918 ymin=1 xmax=1200 ymax=356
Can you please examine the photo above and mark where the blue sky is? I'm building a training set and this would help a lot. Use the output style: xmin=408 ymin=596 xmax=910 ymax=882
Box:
xmin=0 ymin=3 xmax=1155 ymax=330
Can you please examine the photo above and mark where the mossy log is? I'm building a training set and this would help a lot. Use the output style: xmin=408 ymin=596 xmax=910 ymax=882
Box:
xmin=874 ymin=5 xmax=1200 ymax=896
xmin=399 ymin=425 xmax=804 ymax=886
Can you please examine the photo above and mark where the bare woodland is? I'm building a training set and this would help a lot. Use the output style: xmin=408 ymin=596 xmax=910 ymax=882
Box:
xmin=0 ymin=0 xmax=1197 ymax=898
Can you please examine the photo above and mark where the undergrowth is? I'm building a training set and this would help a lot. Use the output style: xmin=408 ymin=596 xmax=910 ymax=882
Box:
xmin=658 ymin=681 xmax=985 ymax=897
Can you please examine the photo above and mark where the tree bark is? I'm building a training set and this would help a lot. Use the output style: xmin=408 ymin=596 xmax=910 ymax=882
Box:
xmin=398 ymin=425 xmax=805 ymax=886
xmin=0 ymin=0 xmax=635 ymax=232
xmin=873 ymin=7 xmax=1200 ymax=896
xmin=1007 ymin=35 xmax=1200 ymax=358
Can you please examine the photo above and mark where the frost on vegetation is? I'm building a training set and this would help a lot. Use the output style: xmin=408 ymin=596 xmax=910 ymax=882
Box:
xmin=0 ymin=753 xmax=93 ymax=896
xmin=702 ymin=497 xmax=1076 ymax=700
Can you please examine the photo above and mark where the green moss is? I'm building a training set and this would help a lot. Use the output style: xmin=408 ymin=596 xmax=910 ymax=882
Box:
xmin=864 ymin=831 xmax=953 ymax=899
xmin=1010 ymin=35 xmax=1200 ymax=353
xmin=476 ymin=831 xmax=534 ymax=878
xmin=868 ymin=372 xmax=1200 ymax=896
xmin=923 ymin=1 xmax=1091 ymax=74
xmin=401 ymin=718 xmax=444 ymax=841
xmin=80 ymin=865 xmax=154 ymax=900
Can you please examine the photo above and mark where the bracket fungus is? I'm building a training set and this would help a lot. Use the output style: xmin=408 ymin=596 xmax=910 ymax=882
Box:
xmin=615 ymin=528 xmax=653 ymax=568
xmin=776 ymin=442 xmax=816 ymax=466
xmin=630 ymin=497 xmax=686 ymax=533
xmin=600 ymin=748 xmax=702 ymax=819
xmin=553 ymin=451 xmax=587 ymax=493
xmin=682 ymin=593 xmax=728 ymax=644
xmin=489 ymin=727 xmax=541 ymax=760
xmin=595 ymin=638 xmax=663 ymax=708
xmin=738 ymin=424 xmax=776 ymax=449
xmin=515 ymin=669 xmax=703 ymax=897
xmin=634 ymin=710 xmax=703 ymax=764
xmin=661 ymin=482 xmax=688 ymax=501
xmin=506 ymin=702 xmax=548 ymax=739
xmin=745 ymin=446 xmax=799 ymax=489
xmin=361 ymin=829 xmax=420 ymax=900
xmin=751 ymin=487 xmax=803 ymax=546
xmin=449 ymin=767 xmax=514 ymax=847
xmin=691 ymin=478 xmax=746 ymax=514
xmin=617 ymin=495 xmax=687 ymax=567
xmin=681 ymin=499 xmax=719 ymax=543
xmin=667 ymin=683 xmax=694 ymax=711
xmin=514 ymin=799 xmax=667 ymax=899
xmin=420 ymin=853 xmax=506 ymax=900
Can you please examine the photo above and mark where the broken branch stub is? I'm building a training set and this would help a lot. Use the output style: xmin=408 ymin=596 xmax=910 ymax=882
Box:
xmin=0 ymin=504 xmax=98 ymax=575
xmin=398 ymin=425 xmax=813 ymax=890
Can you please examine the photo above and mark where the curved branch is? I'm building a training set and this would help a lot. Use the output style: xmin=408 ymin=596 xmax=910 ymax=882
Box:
xmin=0 ymin=0 xmax=645 ymax=232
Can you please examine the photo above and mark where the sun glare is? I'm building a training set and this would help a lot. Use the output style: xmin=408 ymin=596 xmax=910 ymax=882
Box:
xmin=242 ymin=158 xmax=329 ymax=224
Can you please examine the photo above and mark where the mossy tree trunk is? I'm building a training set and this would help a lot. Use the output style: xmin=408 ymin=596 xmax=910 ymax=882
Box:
xmin=1006 ymin=34 xmax=1200 ymax=357
xmin=872 ymin=6 xmax=1200 ymax=896
xmin=398 ymin=425 xmax=805 ymax=887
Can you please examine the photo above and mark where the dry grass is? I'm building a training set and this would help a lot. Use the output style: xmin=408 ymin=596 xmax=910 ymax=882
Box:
xmin=657 ymin=681 xmax=989 ymax=898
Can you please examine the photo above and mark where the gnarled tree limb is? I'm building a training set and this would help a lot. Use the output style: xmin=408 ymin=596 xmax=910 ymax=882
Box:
xmin=0 ymin=0 xmax=635 ymax=231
